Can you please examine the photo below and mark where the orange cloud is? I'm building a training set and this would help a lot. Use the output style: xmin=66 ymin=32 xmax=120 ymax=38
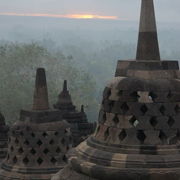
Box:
xmin=0 ymin=12 xmax=118 ymax=20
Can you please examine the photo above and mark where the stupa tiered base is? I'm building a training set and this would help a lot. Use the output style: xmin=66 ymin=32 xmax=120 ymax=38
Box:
xmin=58 ymin=137 xmax=180 ymax=180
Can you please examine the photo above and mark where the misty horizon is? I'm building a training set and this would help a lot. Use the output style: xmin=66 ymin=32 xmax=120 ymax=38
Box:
xmin=0 ymin=0 xmax=180 ymax=23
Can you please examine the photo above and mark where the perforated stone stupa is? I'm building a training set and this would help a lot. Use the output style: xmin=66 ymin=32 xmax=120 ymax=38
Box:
xmin=0 ymin=68 xmax=71 ymax=180
xmin=54 ymin=80 xmax=95 ymax=146
xmin=0 ymin=113 xmax=8 ymax=162
xmin=52 ymin=0 xmax=180 ymax=180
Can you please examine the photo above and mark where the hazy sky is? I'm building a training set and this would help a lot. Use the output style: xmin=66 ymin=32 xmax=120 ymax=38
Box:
xmin=0 ymin=0 xmax=180 ymax=22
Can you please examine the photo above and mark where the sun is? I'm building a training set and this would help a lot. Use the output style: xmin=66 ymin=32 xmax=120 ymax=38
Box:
xmin=71 ymin=14 xmax=94 ymax=19
xmin=67 ymin=14 xmax=118 ymax=20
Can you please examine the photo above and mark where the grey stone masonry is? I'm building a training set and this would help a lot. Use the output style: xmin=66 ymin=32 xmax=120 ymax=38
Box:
xmin=54 ymin=80 xmax=95 ymax=147
xmin=136 ymin=0 xmax=160 ymax=61
xmin=52 ymin=0 xmax=180 ymax=180
xmin=0 ymin=68 xmax=71 ymax=180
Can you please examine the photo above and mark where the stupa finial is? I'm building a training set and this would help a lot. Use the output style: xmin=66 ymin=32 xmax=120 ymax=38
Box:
xmin=32 ymin=68 xmax=49 ymax=110
xmin=136 ymin=0 xmax=160 ymax=60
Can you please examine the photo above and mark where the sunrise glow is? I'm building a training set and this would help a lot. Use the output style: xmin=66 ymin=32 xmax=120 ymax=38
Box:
xmin=67 ymin=14 xmax=118 ymax=20
xmin=0 ymin=12 xmax=118 ymax=20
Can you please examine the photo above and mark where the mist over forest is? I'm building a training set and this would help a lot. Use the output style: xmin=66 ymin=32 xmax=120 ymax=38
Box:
xmin=0 ymin=15 xmax=180 ymax=124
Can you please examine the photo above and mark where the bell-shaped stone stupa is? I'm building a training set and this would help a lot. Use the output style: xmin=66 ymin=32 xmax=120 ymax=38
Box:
xmin=54 ymin=80 xmax=95 ymax=146
xmin=52 ymin=0 xmax=180 ymax=180
xmin=0 ymin=68 xmax=71 ymax=180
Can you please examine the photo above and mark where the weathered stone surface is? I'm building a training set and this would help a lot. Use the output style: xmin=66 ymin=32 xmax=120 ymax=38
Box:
xmin=52 ymin=0 xmax=180 ymax=179
xmin=33 ymin=68 xmax=49 ymax=110
xmin=54 ymin=80 xmax=96 ymax=147
xmin=0 ymin=68 xmax=71 ymax=180
xmin=52 ymin=165 xmax=97 ymax=180
xmin=115 ymin=60 xmax=179 ymax=77
xmin=136 ymin=0 xmax=160 ymax=60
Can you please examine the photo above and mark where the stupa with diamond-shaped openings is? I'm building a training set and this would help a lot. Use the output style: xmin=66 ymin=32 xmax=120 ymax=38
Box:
xmin=0 ymin=68 xmax=71 ymax=180
xmin=52 ymin=0 xmax=180 ymax=180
